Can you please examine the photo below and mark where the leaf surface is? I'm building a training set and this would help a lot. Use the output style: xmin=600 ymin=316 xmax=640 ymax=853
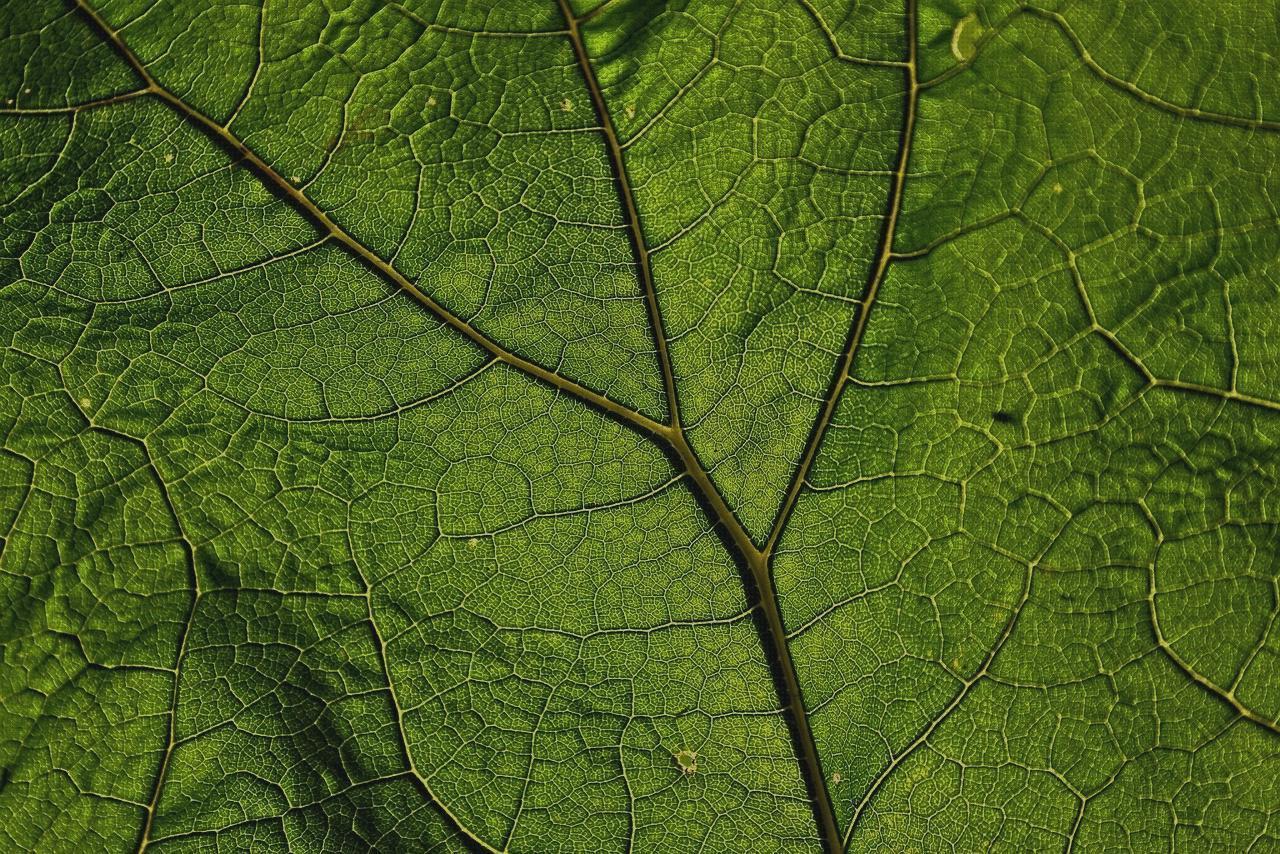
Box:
xmin=2 ymin=0 xmax=1279 ymax=851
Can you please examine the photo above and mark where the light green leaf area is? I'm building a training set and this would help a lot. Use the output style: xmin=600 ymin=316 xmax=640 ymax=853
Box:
xmin=1 ymin=0 xmax=1277 ymax=852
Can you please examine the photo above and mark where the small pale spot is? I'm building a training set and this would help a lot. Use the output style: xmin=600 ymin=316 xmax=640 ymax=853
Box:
xmin=467 ymin=537 xmax=479 ymax=550
xmin=427 ymin=95 xmax=437 ymax=107
xmin=1053 ymin=182 xmax=1064 ymax=194
xmin=625 ymin=104 xmax=636 ymax=119
xmin=79 ymin=397 xmax=91 ymax=409
xmin=560 ymin=98 xmax=573 ymax=113
xmin=23 ymin=87 xmax=31 ymax=94
xmin=673 ymin=748 xmax=698 ymax=775
xmin=831 ymin=772 xmax=843 ymax=785
xmin=164 ymin=152 xmax=174 ymax=163
xmin=290 ymin=175 xmax=301 ymax=183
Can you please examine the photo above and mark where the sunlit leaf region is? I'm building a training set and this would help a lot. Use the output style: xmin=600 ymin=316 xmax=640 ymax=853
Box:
xmin=2 ymin=0 xmax=1279 ymax=851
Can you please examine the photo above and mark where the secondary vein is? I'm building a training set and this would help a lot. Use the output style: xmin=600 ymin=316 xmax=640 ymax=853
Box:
xmin=762 ymin=0 xmax=920 ymax=562
xmin=556 ymin=0 xmax=684 ymax=428
xmin=69 ymin=0 xmax=669 ymax=448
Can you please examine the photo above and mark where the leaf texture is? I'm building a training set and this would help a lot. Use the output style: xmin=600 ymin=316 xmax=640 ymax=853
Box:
xmin=1 ymin=0 xmax=1278 ymax=852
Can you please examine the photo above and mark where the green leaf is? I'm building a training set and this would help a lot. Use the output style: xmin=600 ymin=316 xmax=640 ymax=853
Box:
xmin=2 ymin=0 xmax=1278 ymax=851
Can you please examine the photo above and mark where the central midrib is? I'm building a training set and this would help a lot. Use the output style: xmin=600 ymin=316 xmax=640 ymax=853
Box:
xmin=556 ymin=2 xmax=922 ymax=852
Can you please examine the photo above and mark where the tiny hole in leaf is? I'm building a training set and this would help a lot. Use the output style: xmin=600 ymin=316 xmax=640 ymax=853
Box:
xmin=673 ymin=748 xmax=698 ymax=775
